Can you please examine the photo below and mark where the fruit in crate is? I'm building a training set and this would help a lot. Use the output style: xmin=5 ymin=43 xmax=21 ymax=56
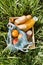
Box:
xmin=2 ymin=15 xmax=39 ymax=54
xmin=12 ymin=30 xmax=19 ymax=38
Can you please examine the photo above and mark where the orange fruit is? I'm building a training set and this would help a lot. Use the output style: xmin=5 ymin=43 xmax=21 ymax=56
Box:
xmin=12 ymin=30 xmax=19 ymax=38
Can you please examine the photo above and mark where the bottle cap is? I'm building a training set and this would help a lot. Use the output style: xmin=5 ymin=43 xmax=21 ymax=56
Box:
xmin=33 ymin=16 xmax=38 ymax=21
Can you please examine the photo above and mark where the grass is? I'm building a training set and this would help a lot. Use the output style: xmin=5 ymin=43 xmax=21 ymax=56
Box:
xmin=0 ymin=0 xmax=43 ymax=65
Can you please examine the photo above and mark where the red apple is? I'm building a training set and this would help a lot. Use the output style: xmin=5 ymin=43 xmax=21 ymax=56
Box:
xmin=12 ymin=38 xmax=18 ymax=45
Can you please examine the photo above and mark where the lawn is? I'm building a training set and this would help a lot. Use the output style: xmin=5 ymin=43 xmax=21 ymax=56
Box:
xmin=0 ymin=0 xmax=43 ymax=65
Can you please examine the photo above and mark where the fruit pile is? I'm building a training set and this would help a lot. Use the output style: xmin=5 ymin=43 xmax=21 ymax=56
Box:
xmin=5 ymin=15 xmax=38 ymax=52
xmin=10 ymin=15 xmax=38 ymax=45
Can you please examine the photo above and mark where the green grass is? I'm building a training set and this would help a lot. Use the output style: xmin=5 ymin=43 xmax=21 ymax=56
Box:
xmin=0 ymin=0 xmax=43 ymax=65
